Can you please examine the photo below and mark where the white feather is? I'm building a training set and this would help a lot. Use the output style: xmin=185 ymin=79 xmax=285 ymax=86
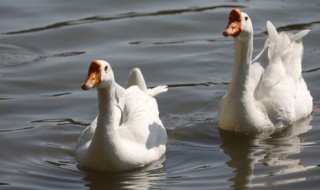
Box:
xmin=218 ymin=11 xmax=312 ymax=134
xmin=75 ymin=61 xmax=167 ymax=171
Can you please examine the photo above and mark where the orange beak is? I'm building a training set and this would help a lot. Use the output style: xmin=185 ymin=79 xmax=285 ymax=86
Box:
xmin=223 ymin=8 xmax=242 ymax=37
xmin=81 ymin=60 xmax=102 ymax=90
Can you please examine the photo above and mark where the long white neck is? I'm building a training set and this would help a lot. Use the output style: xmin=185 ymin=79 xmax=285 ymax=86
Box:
xmin=98 ymin=85 xmax=117 ymax=129
xmin=224 ymin=34 xmax=269 ymax=130
xmin=82 ymin=79 xmax=126 ymax=169
xmin=91 ymin=82 xmax=121 ymax=147
xmin=228 ymin=36 xmax=253 ymax=98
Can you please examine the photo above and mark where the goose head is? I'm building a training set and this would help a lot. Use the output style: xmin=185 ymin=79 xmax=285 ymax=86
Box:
xmin=223 ymin=8 xmax=253 ymax=40
xmin=81 ymin=60 xmax=114 ymax=90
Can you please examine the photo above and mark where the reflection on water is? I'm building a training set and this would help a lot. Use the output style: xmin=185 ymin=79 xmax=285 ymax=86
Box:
xmin=82 ymin=156 xmax=166 ymax=190
xmin=220 ymin=117 xmax=313 ymax=189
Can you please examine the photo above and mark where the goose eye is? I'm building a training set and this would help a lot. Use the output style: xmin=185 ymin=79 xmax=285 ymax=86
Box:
xmin=245 ymin=16 xmax=248 ymax=21
xmin=104 ymin=66 xmax=108 ymax=71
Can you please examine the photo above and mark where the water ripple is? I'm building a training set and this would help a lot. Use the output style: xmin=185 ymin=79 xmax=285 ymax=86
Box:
xmin=0 ymin=126 xmax=34 ymax=133
xmin=130 ymin=21 xmax=320 ymax=46
xmin=130 ymin=38 xmax=223 ymax=45
xmin=3 ymin=5 xmax=245 ymax=35
xmin=277 ymin=21 xmax=320 ymax=32
xmin=302 ymin=67 xmax=320 ymax=73
xmin=0 ymin=92 xmax=72 ymax=101
xmin=31 ymin=118 xmax=89 ymax=127
xmin=0 ymin=43 xmax=85 ymax=67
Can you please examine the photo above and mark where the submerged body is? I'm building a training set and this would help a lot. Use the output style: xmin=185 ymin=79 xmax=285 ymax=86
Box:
xmin=218 ymin=9 xmax=312 ymax=133
xmin=75 ymin=60 xmax=167 ymax=172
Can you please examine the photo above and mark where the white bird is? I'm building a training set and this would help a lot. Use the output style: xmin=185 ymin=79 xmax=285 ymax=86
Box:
xmin=75 ymin=60 xmax=167 ymax=172
xmin=218 ymin=8 xmax=313 ymax=134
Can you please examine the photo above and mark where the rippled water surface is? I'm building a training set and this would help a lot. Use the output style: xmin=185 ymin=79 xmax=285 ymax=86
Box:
xmin=0 ymin=0 xmax=320 ymax=189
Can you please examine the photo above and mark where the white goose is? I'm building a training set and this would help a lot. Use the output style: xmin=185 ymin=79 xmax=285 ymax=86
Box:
xmin=75 ymin=60 xmax=167 ymax=172
xmin=218 ymin=9 xmax=313 ymax=133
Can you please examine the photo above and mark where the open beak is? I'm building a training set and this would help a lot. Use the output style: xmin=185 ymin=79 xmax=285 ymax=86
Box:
xmin=81 ymin=60 xmax=102 ymax=90
xmin=223 ymin=8 xmax=242 ymax=37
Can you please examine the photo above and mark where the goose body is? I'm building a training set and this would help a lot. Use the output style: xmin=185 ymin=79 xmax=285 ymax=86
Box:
xmin=75 ymin=60 xmax=167 ymax=172
xmin=218 ymin=9 xmax=312 ymax=133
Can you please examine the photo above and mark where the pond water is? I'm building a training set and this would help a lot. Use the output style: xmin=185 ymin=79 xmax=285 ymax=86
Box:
xmin=0 ymin=0 xmax=319 ymax=189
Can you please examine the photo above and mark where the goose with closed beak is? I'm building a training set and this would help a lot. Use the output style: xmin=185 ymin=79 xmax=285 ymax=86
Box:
xmin=75 ymin=60 xmax=167 ymax=172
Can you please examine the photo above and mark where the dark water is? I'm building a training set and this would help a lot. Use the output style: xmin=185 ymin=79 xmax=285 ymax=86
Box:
xmin=0 ymin=0 xmax=319 ymax=189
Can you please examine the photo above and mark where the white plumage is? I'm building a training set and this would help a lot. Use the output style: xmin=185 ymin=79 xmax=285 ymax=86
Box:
xmin=218 ymin=9 xmax=312 ymax=133
xmin=75 ymin=60 xmax=167 ymax=172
